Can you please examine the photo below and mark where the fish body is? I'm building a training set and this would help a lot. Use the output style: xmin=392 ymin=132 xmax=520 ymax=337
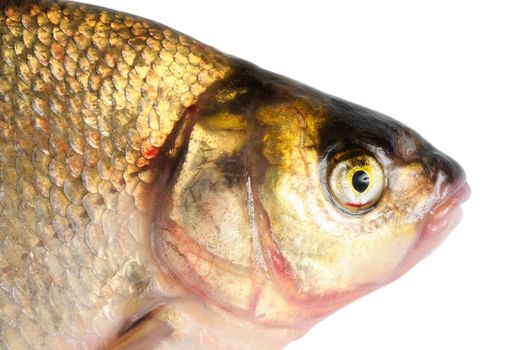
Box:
xmin=0 ymin=1 xmax=469 ymax=349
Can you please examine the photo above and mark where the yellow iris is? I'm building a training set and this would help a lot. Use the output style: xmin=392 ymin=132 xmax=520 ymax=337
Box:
xmin=328 ymin=154 xmax=385 ymax=213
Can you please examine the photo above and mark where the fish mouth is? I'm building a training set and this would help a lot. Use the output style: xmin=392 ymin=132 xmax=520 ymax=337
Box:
xmin=401 ymin=180 xmax=471 ymax=273
xmin=421 ymin=181 xmax=471 ymax=248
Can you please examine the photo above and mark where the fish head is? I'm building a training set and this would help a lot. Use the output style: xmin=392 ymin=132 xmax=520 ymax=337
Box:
xmin=154 ymin=63 xmax=470 ymax=333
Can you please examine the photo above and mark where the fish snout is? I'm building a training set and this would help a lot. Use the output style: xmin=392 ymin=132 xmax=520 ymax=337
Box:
xmin=395 ymin=131 xmax=470 ymax=206
xmin=426 ymin=150 xmax=469 ymax=203
xmin=431 ymin=151 xmax=466 ymax=184
xmin=425 ymin=150 xmax=471 ymax=225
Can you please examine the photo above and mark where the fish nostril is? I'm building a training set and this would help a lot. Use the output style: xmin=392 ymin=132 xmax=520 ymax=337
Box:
xmin=395 ymin=133 xmax=418 ymax=159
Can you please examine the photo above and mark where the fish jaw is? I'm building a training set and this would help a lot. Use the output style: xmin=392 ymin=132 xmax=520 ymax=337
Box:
xmin=241 ymin=186 xmax=473 ymax=337
xmin=400 ymin=181 xmax=471 ymax=275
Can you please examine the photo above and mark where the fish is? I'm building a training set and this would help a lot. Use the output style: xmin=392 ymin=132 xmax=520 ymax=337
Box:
xmin=0 ymin=0 xmax=470 ymax=349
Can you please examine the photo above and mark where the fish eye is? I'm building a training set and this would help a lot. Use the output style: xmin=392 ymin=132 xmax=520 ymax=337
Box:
xmin=327 ymin=153 xmax=385 ymax=213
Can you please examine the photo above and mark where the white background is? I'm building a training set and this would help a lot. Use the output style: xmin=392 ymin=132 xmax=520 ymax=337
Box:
xmin=83 ymin=1 xmax=526 ymax=349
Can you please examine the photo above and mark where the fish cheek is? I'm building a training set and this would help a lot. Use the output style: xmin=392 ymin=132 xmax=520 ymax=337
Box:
xmin=253 ymin=101 xmax=372 ymax=296
xmin=255 ymin=108 xmax=436 ymax=298
xmin=258 ymin=158 xmax=433 ymax=297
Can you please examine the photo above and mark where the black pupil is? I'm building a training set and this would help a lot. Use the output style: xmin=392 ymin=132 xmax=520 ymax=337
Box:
xmin=352 ymin=170 xmax=370 ymax=193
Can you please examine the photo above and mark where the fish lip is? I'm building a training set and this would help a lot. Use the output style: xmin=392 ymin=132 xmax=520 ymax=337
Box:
xmin=416 ymin=180 xmax=471 ymax=252
xmin=430 ymin=181 xmax=471 ymax=220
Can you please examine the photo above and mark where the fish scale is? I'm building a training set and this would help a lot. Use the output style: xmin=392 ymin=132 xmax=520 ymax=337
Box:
xmin=0 ymin=0 xmax=228 ymax=348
